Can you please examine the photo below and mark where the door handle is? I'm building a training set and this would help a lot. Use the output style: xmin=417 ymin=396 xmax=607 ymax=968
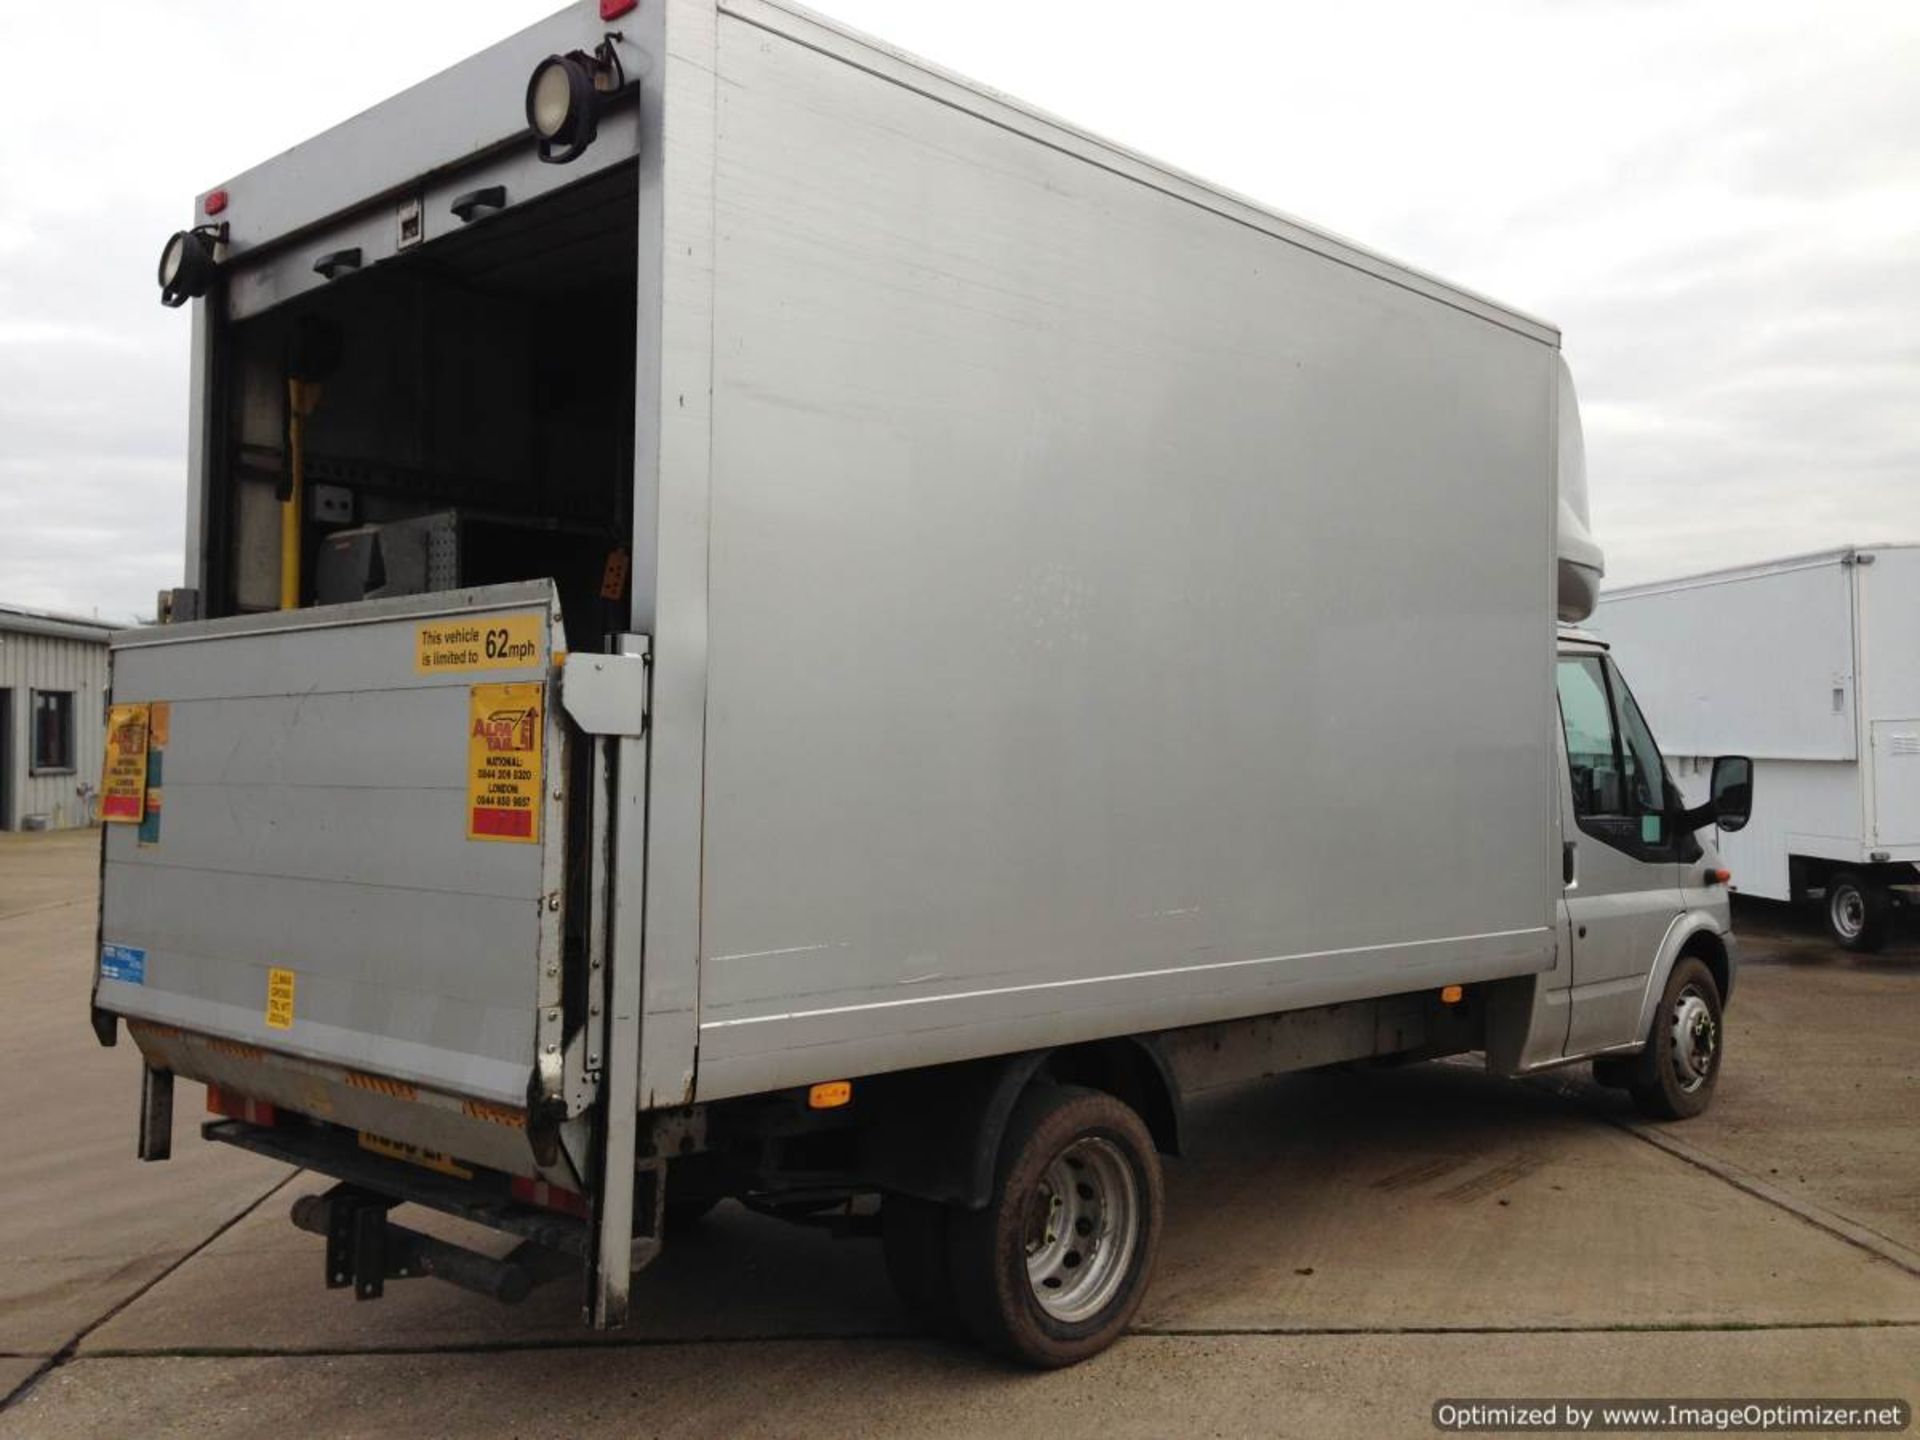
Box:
xmin=1562 ymin=840 xmax=1578 ymax=888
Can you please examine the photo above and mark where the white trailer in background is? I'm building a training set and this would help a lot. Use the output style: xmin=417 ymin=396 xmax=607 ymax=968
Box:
xmin=1596 ymin=545 xmax=1920 ymax=950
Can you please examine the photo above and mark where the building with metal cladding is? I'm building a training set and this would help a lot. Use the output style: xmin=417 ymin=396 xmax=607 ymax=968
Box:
xmin=0 ymin=605 xmax=116 ymax=830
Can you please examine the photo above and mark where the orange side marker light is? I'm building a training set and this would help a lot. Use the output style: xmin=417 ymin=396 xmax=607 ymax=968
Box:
xmin=808 ymin=1080 xmax=853 ymax=1109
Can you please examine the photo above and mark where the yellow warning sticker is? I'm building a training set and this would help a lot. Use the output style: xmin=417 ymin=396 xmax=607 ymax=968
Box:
xmin=462 ymin=1098 xmax=528 ymax=1130
xmin=415 ymin=612 xmax=544 ymax=674
xmin=467 ymin=683 xmax=543 ymax=843
xmin=265 ymin=967 xmax=297 ymax=1030
xmin=101 ymin=704 xmax=151 ymax=823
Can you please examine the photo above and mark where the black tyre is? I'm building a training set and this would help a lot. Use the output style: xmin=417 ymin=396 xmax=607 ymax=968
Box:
xmin=1825 ymin=872 xmax=1889 ymax=953
xmin=882 ymin=1195 xmax=963 ymax=1337
xmin=946 ymin=1084 xmax=1163 ymax=1368
xmin=1628 ymin=956 xmax=1724 ymax=1121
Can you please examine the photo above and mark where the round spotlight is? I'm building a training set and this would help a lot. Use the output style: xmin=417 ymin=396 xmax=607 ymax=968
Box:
xmin=529 ymin=59 xmax=577 ymax=136
xmin=158 ymin=228 xmax=219 ymax=308
xmin=525 ymin=53 xmax=600 ymax=164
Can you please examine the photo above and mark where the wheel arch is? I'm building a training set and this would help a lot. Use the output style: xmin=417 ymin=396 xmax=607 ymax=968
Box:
xmin=855 ymin=1037 xmax=1182 ymax=1211
xmin=1677 ymin=925 xmax=1733 ymax=1009
xmin=1039 ymin=1037 xmax=1182 ymax=1158
xmin=1631 ymin=914 xmax=1735 ymax=1046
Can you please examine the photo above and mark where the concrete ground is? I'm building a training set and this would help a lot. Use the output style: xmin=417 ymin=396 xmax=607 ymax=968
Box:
xmin=1 ymin=829 xmax=1914 ymax=1437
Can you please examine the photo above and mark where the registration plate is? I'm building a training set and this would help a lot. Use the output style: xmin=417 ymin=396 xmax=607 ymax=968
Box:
xmin=357 ymin=1130 xmax=473 ymax=1179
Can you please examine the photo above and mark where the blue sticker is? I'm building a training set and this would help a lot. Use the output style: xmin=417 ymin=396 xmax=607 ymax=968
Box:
xmin=101 ymin=943 xmax=146 ymax=985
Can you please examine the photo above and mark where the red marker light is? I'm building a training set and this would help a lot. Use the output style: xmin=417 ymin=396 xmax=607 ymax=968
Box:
xmin=600 ymin=0 xmax=636 ymax=18
xmin=203 ymin=189 xmax=229 ymax=216
xmin=511 ymin=1174 xmax=591 ymax=1217
xmin=206 ymin=1084 xmax=276 ymax=1125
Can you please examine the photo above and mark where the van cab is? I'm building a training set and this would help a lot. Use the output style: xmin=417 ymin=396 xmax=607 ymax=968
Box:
xmin=1548 ymin=630 xmax=1749 ymax=1118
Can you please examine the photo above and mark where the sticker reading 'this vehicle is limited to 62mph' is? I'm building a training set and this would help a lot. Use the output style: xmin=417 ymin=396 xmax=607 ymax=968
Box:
xmin=415 ymin=612 xmax=544 ymax=674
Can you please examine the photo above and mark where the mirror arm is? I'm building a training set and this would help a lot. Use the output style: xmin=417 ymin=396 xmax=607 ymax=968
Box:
xmin=1675 ymin=799 xmax=1718 ymax=833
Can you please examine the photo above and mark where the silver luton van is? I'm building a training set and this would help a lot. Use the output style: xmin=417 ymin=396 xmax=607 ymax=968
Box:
xmin=103 ymin=0 xmax=1754 ymax=1366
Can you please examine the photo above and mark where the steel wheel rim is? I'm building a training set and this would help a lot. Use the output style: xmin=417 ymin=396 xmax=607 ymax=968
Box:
xmin=1669 ymin=985 xmax=1717 ymax=1093
xmin=1022 ymin=1135 xmax=1139 ymax=1324
xmin=1830 ymin=885 xmax=1865 ymax=940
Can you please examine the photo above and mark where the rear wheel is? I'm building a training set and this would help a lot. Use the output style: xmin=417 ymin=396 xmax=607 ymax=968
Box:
xmin=946 ymin=1084 xmax=1163 ymax=1368
xmin=1824 ymin=872 xmax=1889 ymax=953
xmin=1628 ymin=956 xmax=1724 ymax=1121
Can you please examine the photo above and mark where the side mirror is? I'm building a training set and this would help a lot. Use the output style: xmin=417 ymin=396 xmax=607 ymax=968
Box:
xmin=1710 ymin=755 xmax=1753 ymax=833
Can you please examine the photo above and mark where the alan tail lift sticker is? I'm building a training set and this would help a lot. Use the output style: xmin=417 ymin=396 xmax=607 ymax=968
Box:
xmin=101 ymin=704 xmax=150 ymax=822
xmin=468 ymin=683 xmax=543 ymax=843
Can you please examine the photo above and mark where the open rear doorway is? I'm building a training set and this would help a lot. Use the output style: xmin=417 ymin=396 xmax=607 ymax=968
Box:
xmin=212 ymin=162 xmax=641 ymax=652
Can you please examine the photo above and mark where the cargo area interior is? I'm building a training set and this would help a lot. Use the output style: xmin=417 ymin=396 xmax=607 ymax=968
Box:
xmin=213 ymin=163 xmax=638 ymax=639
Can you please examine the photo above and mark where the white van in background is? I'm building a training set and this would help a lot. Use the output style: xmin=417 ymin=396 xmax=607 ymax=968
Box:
xmin=1598 ymin=546 xmax=1920 ymax=951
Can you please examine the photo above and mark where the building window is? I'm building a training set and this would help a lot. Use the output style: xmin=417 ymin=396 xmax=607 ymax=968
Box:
xmin=31 ymin=690 xmax=75 ymax=773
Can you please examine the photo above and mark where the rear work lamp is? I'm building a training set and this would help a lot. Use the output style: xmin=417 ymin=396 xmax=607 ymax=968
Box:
xmin=157 ymin=225 xmax=225 ymax=308
xmin=526 ymin=36 xmax=627 ymax=164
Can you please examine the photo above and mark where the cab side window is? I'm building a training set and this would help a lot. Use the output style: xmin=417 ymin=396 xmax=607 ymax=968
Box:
xmin=1557 ymin=657 xmax=1622 ymax=817
xmin=1556 ymin=655 xmax=1674 ymax=862
xmin=1613 ymin=675 xmax=1668 ymax=822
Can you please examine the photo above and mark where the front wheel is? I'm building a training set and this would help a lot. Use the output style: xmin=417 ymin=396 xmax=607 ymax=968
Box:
xmin=945 ymin=1084 xmax=1163 ymax=1368
xmin=1628 ymin=956 xmax=1724 ymax=1121
xmin=1824 ymin=872 xmax=1889 ymax=953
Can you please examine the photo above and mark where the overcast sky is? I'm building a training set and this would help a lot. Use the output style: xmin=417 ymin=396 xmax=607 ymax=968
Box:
xmin=1 ymin=0 xmax=1914 ymax=621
